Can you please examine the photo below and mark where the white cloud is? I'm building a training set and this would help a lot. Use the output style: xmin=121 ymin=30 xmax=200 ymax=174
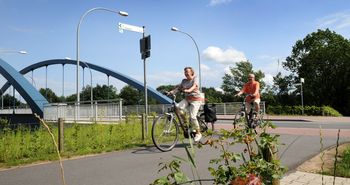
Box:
xmin=263 ymin=73 xmax=274 ymax=86
xmin=147 ymin=71 xmax=183 ymax=87
xmin=8 ymin=25 xmax=34 ymax=33
xmin=208 ymin=0 xmax=233 ymax=6
xmin=200 ymin=63 xmax=210 ymax=71
xmin=317 ymin=10 xmax=350 ymax=30
xmin=202 ymin=46 xmax=247 ymax=65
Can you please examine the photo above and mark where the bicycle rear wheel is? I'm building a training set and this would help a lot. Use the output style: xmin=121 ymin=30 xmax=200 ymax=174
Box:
xmin=233 ymin=111 xmax=245 ymax=129
xmin=152 ymin=114 xmax=179 ymax=152
xmin=198 ymin=113 xmax=209 ymax=132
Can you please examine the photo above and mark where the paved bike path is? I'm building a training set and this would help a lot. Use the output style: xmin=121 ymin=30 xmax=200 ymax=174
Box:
xmin=0 ymin=116 xmax=349 ymax=185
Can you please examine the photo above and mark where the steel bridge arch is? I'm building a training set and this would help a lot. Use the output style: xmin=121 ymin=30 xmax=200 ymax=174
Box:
xmin=0 ymin=59 xmax=171 ymax=107
xmin=0 ymin=59 xmax=49 ymax=117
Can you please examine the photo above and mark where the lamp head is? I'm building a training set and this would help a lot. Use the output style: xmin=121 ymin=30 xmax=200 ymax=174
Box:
xmin=118 ymin=11 xmax=129 ymax=17
xmin=171 ymin=27 xmax=179 ymax=31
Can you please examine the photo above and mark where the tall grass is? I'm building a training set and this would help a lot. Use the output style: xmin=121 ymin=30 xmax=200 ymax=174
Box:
xmin=336 ymin=147 xmax=350 ymax=177
xmin=0 ymin=119 xmax=153 ymax=168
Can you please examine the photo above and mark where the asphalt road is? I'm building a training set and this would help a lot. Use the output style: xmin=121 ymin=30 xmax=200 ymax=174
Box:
xmin=0 ymin=119 xmax=349 ymax=185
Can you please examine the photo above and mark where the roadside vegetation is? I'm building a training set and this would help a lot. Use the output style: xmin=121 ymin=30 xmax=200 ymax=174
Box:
xmin=0 ymin=117 xmax=153 ymax=168
xmin=152 ymin=121 xmax=286 ymax=185
xmin=335 ymin=147 xmax=350 ymax=177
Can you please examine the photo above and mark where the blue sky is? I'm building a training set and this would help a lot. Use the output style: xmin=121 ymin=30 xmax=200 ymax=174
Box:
xmin=0 ymin=0 xmax=350 ymax=99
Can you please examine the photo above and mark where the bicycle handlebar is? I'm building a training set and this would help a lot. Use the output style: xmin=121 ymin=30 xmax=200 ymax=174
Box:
xmin=162 ymin=91 xmax=177 ymax=103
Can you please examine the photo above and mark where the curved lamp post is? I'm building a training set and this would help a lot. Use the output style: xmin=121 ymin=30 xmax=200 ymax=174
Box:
xmin=76 ymin=7 xmax=128 ymax=107
xmin=171 ymin=27 xmax=202 ymax=91
xmin=82 ymin=62 xmax=93 ymax=105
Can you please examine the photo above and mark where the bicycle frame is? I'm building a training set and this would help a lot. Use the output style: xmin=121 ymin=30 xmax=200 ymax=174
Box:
xmin=168 ymin=94 xmax=195 ymax=137
xmin=235 ymin=94 xmax=258 ymax=129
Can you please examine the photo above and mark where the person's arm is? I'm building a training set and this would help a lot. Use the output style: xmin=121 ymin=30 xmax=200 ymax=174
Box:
xmin=183 ymin=82 xmax=198 ymax=93
xmin=183 ymin=77 xmax=199 ymax=93
xmin=236 ymin=90 xmax=243 ymax=96
xmin=169 ymin=84 xmax=181 ymax=95
xmin=235 ymin=84 xmax=246 ymax=96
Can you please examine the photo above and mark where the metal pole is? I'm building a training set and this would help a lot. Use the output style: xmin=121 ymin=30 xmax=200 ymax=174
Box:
xmin=45 ymin=65 xmax=48 ymax=98
xmin=82 ymin=67 xmax=85 ymax=102
xmin=12 ymin=86 xmax=15 ymax=114
xmin=301 ymin=82 xmax=304 ymax=115
xmin=1 ymin=92 xmax=3 ymax=110
xmin=175 ymin=30 xmax=201 ymax=91
xmin=62 ymin=64 xmax=65 ymax=98
xmin=89 ymin=67 xmax=93 ymax=118
xmin=119 ymin=99 xmax=123 ymax=120
xmin=80 ymin=61 xmax=93 ymax=116
xmin=58 ymin=118 xmax=64 ymax=152
xmin=143 ymin=26 xmax=148 ymax=135
xmin=76 ymin=7 xmax=128 ymax=120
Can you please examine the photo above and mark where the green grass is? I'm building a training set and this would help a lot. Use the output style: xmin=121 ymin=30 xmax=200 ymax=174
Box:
xmin=321 ymin=146 xmax=350 ymax=178
xmin=0 ymin=120 xmax=155 ymax=168
xmin=335 ymin=147 xmax=350 ymax=177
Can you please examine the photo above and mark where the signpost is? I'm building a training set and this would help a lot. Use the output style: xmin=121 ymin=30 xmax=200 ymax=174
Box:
xmin=118 ymin=22 xmax=144 ymax=33
xmin=300 ymin=78 xmax=304 ymax=115
xmin=119 ymin=22 xmax=151 ymax=139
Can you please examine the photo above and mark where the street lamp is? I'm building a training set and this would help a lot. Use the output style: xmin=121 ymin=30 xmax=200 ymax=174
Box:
xmin=76 ymin=7 xmax=128 ymax=107
xmin=82 ymin=61 xmax=93 ymax=116
xmin=0 ymin=49 xmax=27 ymax=112
xmin=171 ymin=27 xmax=202 ymax=91
xmin=0 ymin=50 xmax=27 ymax=55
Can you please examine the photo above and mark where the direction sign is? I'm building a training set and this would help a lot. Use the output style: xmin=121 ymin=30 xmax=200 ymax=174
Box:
xmin=118 ymin=22 xmax=144 ymax=33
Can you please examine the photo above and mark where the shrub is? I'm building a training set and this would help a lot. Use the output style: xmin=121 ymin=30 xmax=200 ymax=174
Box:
xmin=266 ymin=105 xmax=342 ymax=116
xmin=152 ymin=121 xmax=286 ymax=184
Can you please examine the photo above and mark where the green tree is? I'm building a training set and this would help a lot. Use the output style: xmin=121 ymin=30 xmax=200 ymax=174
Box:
xmin=156 ymin=85 xmax=177 ymax=94
xmin=284 ymin=29 xmax=350 ymax=115
xmin=2 ymin=94 xmax=21 ymax=107
xmin=272 ymin=72 xmax=296 ymax=106
xmin=202 ymin=87 xmax=223 ymax=103
xmin=156 ymin=84 xmax=183 ymax=102
xmin=260 ymin=84 xmax=277 ymax=106
xmin=39 ymin=88 xmax=60 ymax=103
xmin=91 ymin=84 xmax=118 ymax=101
xmin=221 ymin=61 xmax=265 ymax=101
xmin=119 ymin=85 xmax=142 ymax=105
xmin=65 ymin=84 xmax=119 ymax=103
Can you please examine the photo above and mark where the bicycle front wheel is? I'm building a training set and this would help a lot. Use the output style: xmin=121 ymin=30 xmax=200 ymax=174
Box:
xmin=233 ymin=111 xmax=245 ymax=129
xmin=152 ymin=114 xmax=179 ymax=152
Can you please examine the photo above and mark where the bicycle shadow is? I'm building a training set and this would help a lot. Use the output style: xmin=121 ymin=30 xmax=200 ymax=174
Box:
xmin=131 ymin=143 xmax=192 ymax=154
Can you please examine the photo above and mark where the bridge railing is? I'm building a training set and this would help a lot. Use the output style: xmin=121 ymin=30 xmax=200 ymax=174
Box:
xmin=43 ymin=101 xmax=265 ymax=123
xmin=43 ymin=100 xmax=123 ymax=123
xmin=122 ymin=101 xmax=266 ymax=116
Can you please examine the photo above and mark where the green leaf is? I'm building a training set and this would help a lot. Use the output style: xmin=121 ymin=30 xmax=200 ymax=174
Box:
xmin=174 ymin=172 xmax=189 ymax=183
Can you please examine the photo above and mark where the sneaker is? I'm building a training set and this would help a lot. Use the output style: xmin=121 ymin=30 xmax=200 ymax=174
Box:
xmin=194 ymin=133 xmax=202 ymax=142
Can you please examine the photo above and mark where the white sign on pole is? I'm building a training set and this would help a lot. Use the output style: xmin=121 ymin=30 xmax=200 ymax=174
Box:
xmin=118 ymin=22 xmax=144 ymax=33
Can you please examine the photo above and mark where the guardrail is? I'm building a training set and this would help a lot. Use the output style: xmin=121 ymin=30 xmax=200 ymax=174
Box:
xmin=42 ymin=101 xmax=265 ymax=123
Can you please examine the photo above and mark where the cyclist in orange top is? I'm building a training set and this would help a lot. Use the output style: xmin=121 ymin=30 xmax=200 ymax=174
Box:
xmin=235 ymin=73 xmax=261 ymax=114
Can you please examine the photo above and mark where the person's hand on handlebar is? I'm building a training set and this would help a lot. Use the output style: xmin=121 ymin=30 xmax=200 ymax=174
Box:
xmin=235 ymin=92 xmax=242 ymax=97
xmin=165 ymin=91 xmax=173 ymax=96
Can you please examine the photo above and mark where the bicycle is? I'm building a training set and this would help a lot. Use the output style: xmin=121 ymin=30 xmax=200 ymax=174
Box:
xmin=151 ymin=92 xmax=209 ymax=152
xmin=233 ymin=94 xmax=264 ymax=129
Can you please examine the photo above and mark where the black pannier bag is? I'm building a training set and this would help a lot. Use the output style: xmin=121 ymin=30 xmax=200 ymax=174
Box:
xmin=203 ymin=103 xmax=217 ymax=122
